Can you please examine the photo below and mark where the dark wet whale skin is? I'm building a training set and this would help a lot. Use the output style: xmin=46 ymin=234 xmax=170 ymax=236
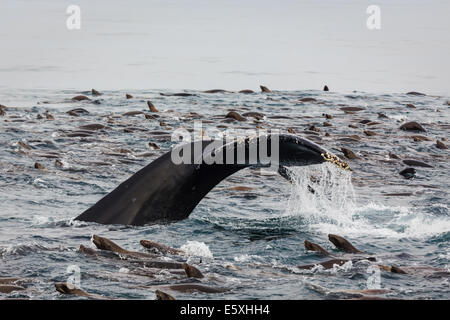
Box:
xmin=75 ymin=134 xmax=330 ymax=226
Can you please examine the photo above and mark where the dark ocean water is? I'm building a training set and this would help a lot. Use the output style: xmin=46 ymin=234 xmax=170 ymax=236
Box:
xmin=0 ymin=88 xmax=449 ymax=299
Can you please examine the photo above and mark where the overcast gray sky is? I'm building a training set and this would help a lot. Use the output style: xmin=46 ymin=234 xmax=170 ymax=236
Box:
xmin=0 ymin=0 xmax=449 ymax=94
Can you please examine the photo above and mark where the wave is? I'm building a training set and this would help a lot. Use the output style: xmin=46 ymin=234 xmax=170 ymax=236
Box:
xmin=284 ymin=163 xmax=450 ymax=239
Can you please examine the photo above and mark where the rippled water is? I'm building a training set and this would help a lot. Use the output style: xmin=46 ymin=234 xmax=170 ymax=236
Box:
xmin=0 ymin=88 xmax=449 ymax=299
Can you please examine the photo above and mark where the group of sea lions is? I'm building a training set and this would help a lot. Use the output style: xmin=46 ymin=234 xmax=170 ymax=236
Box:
xmin=53 ymin=235 xmax=229 ymax=300
xmin=1 ymin=85 xmax=448 ymax=300
xmin=4 ymin=233 xmax=447 ymax=300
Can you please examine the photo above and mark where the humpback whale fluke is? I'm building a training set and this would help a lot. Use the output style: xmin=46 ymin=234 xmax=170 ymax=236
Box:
xmin=75 ymin=134 xmax=347 ymax=226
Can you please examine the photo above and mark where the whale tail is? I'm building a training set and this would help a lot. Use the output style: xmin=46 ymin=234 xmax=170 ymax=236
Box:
xmin=75 ymin=134 xmax=347 ymax=226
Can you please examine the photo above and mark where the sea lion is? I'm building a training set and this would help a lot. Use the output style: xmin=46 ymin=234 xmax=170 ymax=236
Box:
xmin=158 ymin=284 xmax=227 ymax=294
xmin=304 ymin=240 xmax=330 ymax=256
xmin=148 ymin=142 xmax=160 ymax=150
xmin=299 ymin=97 xmax=317 ymax=103
xmin=160 ymin=93 xmax=195 ymax=97
xmin=91 ymin=89 xmax=101 ymax=96
xmin=147 ymin=101 xmax=159 ymax=112
xmin=78 ymin=124 xmax=108 ymax=131
xmin=34 ymin=162 xmax=45 ymax=170
xmin=0 ymin=104 xmax=6 ymax=116
xmin=340 ymin=107 xmax=365 ymax=112
xmin=242 ymin=112 xmax=264 ymax=120
xmin=225 ymin=111 xmax=246 ymax=122
xmin=378 ymin=265 xmax=407 ymax=274
xmin=298 ymin=259 xmax=349 ymax=270
xmin=155 ymin=290 xmax=175 ymax=300
xmin=54 ymin=282 xmax=109 ymax=299
xmin=328 ymin=234 xmax=362 ymax=254
xmin=126 ymin=93 xmax=133 ymax=99
xmin=123 ymin=111 xmax=144 ymax=116
xmin=140 ymin=240 xmax=184 ymax=255
xmin=0 ymin=285 xmax=25 ymax=294
xmin=399 ymin=121 xmax=426 ymax=132
xmin=402 ymin=159 xmax=433 ymax=168
xmin=399 ymin=168 xmax=416 ymax=179
xmin=182 ymin=263 xmax=204 ymax=279
xmin=72 ymin=95 xmax=91 ymax=101
xmin=364 ymin=130 xmax=376 ymax=136
xmin=0 ymin=277 xmax=24 ymax=285
xmin=67 ymin=108 xmax=89 ymax=116
xmin=239 ymin=89 xmax=254 ymax=94
xmin=203 ymin=89 xmax=229 ymax=94
xmin=323 ymin=85 xmax=329 ymax=91
xmin=91 ymin=235 xmax=159 ymax=259
xmin=75 ymin=134 xmax=346 ymax=226
xmin=341 ymin=147 xmax=358 ymax=160
xmin=406 ymin=91 xmax=426 ymax=96
xmin=260 ymin=85 xmax=272 ymax=93
xmin=436 ymin=140 xmax=447 ymax=149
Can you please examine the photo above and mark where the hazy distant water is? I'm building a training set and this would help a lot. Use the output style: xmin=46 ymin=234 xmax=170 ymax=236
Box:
xmin=0 ymin=0 xmax=449 ymax=94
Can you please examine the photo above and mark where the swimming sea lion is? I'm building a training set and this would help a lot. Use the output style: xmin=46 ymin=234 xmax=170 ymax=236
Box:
xmin=203 ymin=89 xmax=229 ymax=94
xmin=406 ymin=91 xmax=426 ymax=96
xmin=341 ymin=148 xmax=358 ymax=160
xmin=402 ymin=159 xmax=433 ymax=168
xmin=399 ymin=121 xmax=426 ymax=132
xmin=91 ymin=235 xmax=159 ymax=259
xmin=399 ymin=168 xmax=416 ymax=179
xmin=260 ymin=85 xmax=272 ymax=93
xmin=225 ymin=111 xmax=246 ymax=122
xmin=67 ymin=108 xmax=89 ymax=116
xmin=304 ymin=240 xmax=330 ymax=256
xmin=160 ymin=93 xmax=195 ymax=97
xmin=155 ymin=290 xmax=175 ymax=300
xmin=298 ymin=259 xmax=349 ymax=270
xmin=323 ymin=85 xmax=329 ymax=91
xmin=140 ymin=240 xmax=184 ymax=255
xmin=182 ymin=263 xmax=204 ymax=279
xmin=328 ymin=234 xmax=362 ymax=254
xmin=436 ymin=140 xmax=447 ymax=149
xmin=55 ymin=282 xmax=109 ymax=299
xmin=0 ymin=285 xmax=25 ymax=294
xmin=91 ymin=89 xmax=101 ymax=96
xmin=147 ymin=101 xmax=159 ymax=112
xmin=158 ymin=284 xmax=227 ymax=294
xmin=123 ymin=111 xmax=144 ymax=116
xmin=72 ymin=95 xmax=91 ymax=101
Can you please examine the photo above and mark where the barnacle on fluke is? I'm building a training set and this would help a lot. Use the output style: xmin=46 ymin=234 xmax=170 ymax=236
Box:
xmin=321 ymin=152 xmax=351 ymax=171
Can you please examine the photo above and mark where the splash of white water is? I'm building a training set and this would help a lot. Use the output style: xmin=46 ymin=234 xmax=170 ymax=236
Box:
xmin=283 ymin=163 xmax=450 ymax=239
xmin=284 ymin=163 xmax=356 ymax=227
xmin=180 ymin=241 xmax=213 ymax=259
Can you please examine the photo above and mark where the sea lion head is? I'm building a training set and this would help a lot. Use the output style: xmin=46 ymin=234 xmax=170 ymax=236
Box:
xmin=155 ymin=290 xmax=175 ymax=300
xmin=91 ymin=235 xmax=124 ymax=253
xmin=78 ymin=244 xmax=97 ymax=255
xmin=328 ymin=234 xmax=361 ymax=253
xmin=55 ymin=282 xmax=77 ymax=294
xmin=182 ymin=263 xmax=204 ymax=279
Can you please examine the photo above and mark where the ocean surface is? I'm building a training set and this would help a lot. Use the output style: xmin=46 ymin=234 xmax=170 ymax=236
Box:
xmin=1 ymin=0 xmax=450 ymax=94
xmin=0 ymin=88 xmax=449 ymax=299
